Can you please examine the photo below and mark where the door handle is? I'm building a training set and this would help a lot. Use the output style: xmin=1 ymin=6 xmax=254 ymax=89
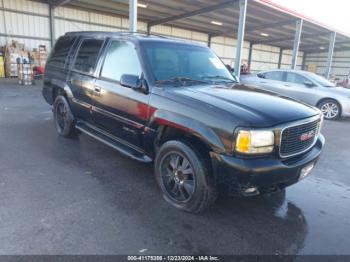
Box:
xmin=94 ymin=86 xmax=101 ymax=93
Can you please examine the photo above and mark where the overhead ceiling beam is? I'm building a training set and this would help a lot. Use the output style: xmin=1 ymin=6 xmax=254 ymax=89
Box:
xmin=210 ymin=18 xmax=296 ymax=38
xmin=301 ymin=39 xmax=350 ymax=50
xmin=148 ymin=0 xmax=238 ymax=28
xmin=255 ymin=31 xmax=330 ymax=45
xmin=49 ymin=0 xmax=73 ymax=7
xmin=305 ymin=45 xmax=350 ymax=54
xmin=246 ymin=18 xmax=297 ymax=33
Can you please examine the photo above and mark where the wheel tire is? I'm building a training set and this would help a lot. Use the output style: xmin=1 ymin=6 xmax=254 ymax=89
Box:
xmin=53 ymin=95 xmax=78 ymax=138
xmin=318 ymin=99 xmax=341 ymax=120
xmin=154 ymin=140 xmax=217 ymax=213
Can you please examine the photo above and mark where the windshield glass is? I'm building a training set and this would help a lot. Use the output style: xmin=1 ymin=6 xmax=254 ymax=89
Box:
xmin=305 ymin=72 xmax=335 ymax=87
xmin=142 ymin=41 xmax=236 ymax=86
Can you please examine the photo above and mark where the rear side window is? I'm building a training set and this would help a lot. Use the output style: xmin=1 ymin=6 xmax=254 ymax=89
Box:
xmin=101 ymin=41 xmax=141 ymax=82
xmin=47 ymin=36 xmax=76 ymax=68
xmin=73 ymin=39 xmax=104 ymax=74
xmin=264 ymin=71 xmax=284 ymax=81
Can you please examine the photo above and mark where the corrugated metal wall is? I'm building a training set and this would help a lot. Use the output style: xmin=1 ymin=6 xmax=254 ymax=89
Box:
xmin=305 ymin=50 xmax=350 ymax=79
xmin=0 ymin=0 xmax=51 ymax=49
xmin=1 ymin=0 xmax=304 ymax=73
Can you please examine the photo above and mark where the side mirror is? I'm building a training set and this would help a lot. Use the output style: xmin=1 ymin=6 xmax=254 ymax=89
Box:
xmin=304 ymin=81 xmax=315 ymax=88
xmin=120 ymin=74 xmax=141 ymax=89
xmin=257 ymin=73 xmax=265 ymax=79
xmin=120 ymin=74 xmax=149 ymax=94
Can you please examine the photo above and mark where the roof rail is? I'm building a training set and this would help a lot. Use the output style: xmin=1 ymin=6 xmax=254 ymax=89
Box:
xmin=64 ymin=31 xmax=168 ymax=38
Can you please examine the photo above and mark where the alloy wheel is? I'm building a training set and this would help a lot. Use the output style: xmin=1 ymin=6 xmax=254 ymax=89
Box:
xmin=55 ymin=102 xmax=67 ymax=132
xmin=320 ymin=102 xmax=339 ymax=119
xmin=160 ymin=152 xmax=195 ymax=202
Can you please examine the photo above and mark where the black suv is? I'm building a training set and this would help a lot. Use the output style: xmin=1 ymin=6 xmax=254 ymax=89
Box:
xmin=43 ymin=32 xmax=325 ymax=213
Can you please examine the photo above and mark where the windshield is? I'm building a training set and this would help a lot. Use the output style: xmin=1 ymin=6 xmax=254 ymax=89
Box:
xmin=305 ymin=72 xmax=335 ymax=87
xmin=142 ymin=41 xmax=236 ymax=86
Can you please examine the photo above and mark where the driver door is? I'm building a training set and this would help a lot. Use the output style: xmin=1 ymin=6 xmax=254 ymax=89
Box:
xmin=91 ymin=40 xmax=150 ymax=148
xmin=283 ymin=72 xmax=315 ymax=104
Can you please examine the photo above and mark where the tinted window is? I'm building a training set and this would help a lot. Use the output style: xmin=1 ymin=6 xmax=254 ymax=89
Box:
xmin=142 ymin=42 xmax=235 ymax=84
xmin=264 ymin=71 xmax=284 ymax=81
xmin=74 ymin=39 xmax=104 ymax=74
xmin=286 ymin=73 xmax=308 ymax=85
xmin=101 ymin=41 xmax=141 ymax=81
xmin=47 ymin=36 xmax=76 ymax=68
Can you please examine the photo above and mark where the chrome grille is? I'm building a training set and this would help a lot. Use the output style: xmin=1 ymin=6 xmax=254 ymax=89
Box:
xmin=280 ymin=118 xmax=321 ymax=158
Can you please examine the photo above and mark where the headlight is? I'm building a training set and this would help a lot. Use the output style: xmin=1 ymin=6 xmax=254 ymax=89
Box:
xmin=235 ymin=130 xmax=275 ymax=154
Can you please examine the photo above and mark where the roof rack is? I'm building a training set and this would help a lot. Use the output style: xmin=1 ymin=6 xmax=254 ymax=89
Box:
xmin=64 ymin=31 xmax=168 ymax=39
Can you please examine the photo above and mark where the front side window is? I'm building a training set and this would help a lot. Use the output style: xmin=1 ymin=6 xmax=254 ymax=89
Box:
xmin=286 ymin=73 xmax=308 ymax=85
xmin=101 ymin=41 xmax=142 ymax=82
xmin=74 ymin=39 xmax=104 ymax=74
xmin=142 ymin=42 xmax=235 ymax=86
xmin=264 ymin=71 xmax=284 ymax=81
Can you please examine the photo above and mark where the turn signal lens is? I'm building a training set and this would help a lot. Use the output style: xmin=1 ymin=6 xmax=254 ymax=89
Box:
xmin=235 ymin=130 xmax=274 ymax=154
xmin=236 ymin=130 xmax=251 ymax=153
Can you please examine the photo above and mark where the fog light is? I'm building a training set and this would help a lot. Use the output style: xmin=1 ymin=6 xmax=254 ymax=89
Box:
xmin=299 ymin=163 xmax=314 ymax=181
xmin=244 ymin=187 xmax=258 ymax=194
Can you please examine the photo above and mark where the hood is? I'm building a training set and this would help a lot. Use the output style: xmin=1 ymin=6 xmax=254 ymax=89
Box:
xmin=167 ymin=84 xmax=320 ymax=127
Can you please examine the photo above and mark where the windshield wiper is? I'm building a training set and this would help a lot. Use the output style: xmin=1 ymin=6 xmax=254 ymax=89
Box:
xmin=201 ymin=75 xmax=236 ymax=83
xmin=155 ymin=77 xmax=209 ymax=86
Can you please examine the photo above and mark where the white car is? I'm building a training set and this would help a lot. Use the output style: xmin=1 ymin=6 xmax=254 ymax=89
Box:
xmin=241 ymin=70 xmax=350 ymax=120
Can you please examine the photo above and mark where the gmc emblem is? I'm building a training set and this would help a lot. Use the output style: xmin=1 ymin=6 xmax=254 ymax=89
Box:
xmin=300 ymin=130 xmax=315 ymax=141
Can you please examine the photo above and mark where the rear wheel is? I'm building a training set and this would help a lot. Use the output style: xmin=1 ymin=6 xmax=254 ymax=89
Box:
xmin=53 ymin=95 xmax=78 ymax=138
xmin=318 ymin=99 xmax=341 ymax=120
xmin=154 ymin=140 xmax=217 ymax=213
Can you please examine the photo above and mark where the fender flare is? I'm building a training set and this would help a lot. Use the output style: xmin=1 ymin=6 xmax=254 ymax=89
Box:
xmin=51 ymin=79 xmax=74 ymax=99
xmin=149 ymin=109 xmax=226 ymax=154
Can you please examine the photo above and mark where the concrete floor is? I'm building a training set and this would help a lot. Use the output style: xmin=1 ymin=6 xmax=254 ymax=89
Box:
xmin=0 ymin=79 xmax=350 ymax=255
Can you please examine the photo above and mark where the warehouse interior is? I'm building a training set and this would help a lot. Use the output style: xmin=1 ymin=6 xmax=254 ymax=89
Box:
xmin=1 ymin=0 xmax=350 ymax=80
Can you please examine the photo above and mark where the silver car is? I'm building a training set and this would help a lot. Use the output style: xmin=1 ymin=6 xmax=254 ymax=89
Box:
xmin=240 ymin=70 xmax=350 ymax=120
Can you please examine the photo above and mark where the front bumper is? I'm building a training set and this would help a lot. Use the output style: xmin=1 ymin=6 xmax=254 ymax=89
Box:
xmin=339 ymin=100 xmax=350 ymax=117
xmin=210 ymin=134 xmax=325 ymax=196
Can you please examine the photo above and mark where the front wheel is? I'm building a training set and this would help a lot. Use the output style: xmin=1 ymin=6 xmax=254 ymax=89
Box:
xmin=154 ymin=140 xmax=217 ymax=213
xmin=318 ymin=99 xmax=341 ymax=120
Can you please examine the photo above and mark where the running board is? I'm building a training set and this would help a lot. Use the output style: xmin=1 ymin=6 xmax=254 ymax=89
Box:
xmin=76 ymin=121 xmax=152 ymax=163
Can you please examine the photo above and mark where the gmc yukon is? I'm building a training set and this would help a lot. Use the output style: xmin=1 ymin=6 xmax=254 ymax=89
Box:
xmin=42 ymin=32 xmax=325 ymax=213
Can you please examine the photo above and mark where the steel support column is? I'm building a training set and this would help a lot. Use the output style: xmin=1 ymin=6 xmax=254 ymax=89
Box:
xmin=49 ymin=4 xmax=55 ymax=48
xmin=325 ymin=32 xmax=336 ymax=78
xmin=234 ymin=0 xmax=247 ymax=78
xmin=129 ymin=0 xmax=137 ymax=32
xmin=248 ymin=42 xmax=254 ymax=68
xmin=208 ymin=35 xmax=212 ymax=48
xmin=291 ymin=19 xmax=303 ymax=69
xmin=278 ymin=48 xmax=283 ymax=69
xmin=301 ymin=52 xmax=307 ymax=70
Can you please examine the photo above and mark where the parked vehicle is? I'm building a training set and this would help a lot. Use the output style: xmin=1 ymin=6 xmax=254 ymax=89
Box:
xmin=341 ymin=72 xmax=350 ymax=89
xmin=240 ymin=69 xmax=350 ymax=120
xmin=42 ymin=32 xmax=324 ymax=213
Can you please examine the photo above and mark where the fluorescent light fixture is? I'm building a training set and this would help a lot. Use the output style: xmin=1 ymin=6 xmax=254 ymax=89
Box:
xmin=319 ymin=46 xmax=325 ymax=50
xmin=137 ymin=2 xmax=148 ymax=8
xmin=211 ymin=21 xmax=223 ymax=26
xmin=260 ymin=32 xmax=269 ymax=37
